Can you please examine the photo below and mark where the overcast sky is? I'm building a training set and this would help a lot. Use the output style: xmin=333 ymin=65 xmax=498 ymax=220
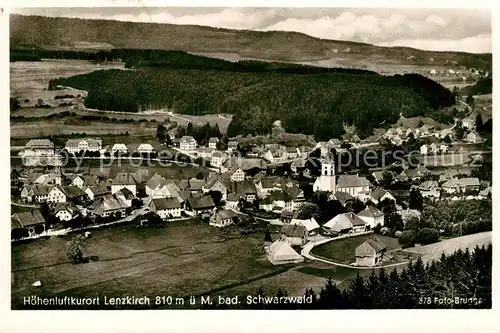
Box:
xmin=12 ymin=7 xmax=492 ymax=53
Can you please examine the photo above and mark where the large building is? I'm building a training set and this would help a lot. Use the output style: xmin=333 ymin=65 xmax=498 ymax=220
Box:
xmin=23 ymin=139 xmax=55 ymax=157
xmin=313 ymin=156 xmax=336 ymax=193
xmin=180 ymin=136 xmax=197 ymax=151
xmin=65 ymin=138 xmax=102 ymax=154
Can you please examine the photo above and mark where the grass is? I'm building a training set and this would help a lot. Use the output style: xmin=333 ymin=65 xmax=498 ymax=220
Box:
xmin=311 ymin=234 xmax=400 ymax=265
xmin=11 ymin=219 xmax=283 ymax=309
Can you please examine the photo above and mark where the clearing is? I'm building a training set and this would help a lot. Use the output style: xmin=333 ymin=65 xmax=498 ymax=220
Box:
xmin=402 ymin=231 xmax=492 ymax=263
xmin=11 ymin=219 xmax=280 ymax=309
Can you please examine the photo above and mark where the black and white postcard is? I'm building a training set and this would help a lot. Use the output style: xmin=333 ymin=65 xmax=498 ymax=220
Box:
xmin=3 ymin=2 xmax=496 ymax=332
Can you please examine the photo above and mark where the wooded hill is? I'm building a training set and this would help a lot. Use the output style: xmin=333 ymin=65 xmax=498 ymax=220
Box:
xmin=50 ymin=51 xmax=456 ymax=140
xmin=10 ymin=14 xmax=492 ymax=69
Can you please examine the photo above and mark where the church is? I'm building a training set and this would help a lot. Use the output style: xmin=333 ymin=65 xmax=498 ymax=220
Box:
xmin=313 ymin=156 xmax=336 ymax=193
xmin=313 ymin=157 xmax=372 ymax=199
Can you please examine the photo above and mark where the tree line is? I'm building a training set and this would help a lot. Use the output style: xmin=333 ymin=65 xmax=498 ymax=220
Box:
xmin=203 ymin=244 xmax=492 ymax=309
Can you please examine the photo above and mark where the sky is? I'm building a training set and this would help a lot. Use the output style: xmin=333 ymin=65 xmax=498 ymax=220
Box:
xmin=11 ymin=7 xmax=492 ymax=53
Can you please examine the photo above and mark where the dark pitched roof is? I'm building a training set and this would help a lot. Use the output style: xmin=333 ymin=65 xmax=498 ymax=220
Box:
xmin=280 ymin=224 xmax=307 ymax=238
xmin=189 ymin=179 xmax=206 ymax=191
xmin=213 ymin=209 xmax=238 ymax=220
xmin=88 ymin=184 xmax=110 ymax=196
xmin=358 ymin=206 xmax=384 ymax=218
xmin=117 ymin=187 xmax=134 ymax=200
xmin=188 ymin=195 xmax=215 ymax=210
xmin=113 ymin=172 xmax=138 ymax=186
xmin=333 ymin=191 xmax=354 ymax=205
xmin=11 ymin=209 xmax=45 ymax=228
xmin=65 ymin=185 xmax=87 ymax=198
xmin=284 ymin=186 xmax=303 ymax=200
xmin=356 ymin=237 xmax=387 ymax=256
xmin=152 ymin=197 xmax=182 ymax=210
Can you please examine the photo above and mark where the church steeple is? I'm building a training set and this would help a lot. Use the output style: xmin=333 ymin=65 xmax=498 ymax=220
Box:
xmin=313 ymin=155 xmax=337 ymax=193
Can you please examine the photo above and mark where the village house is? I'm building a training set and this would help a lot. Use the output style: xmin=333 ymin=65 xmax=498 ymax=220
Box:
xmin=209 ymin=209 xmax=238 ymax=228
xmin=202 ymin=176 xmax=230 ymax=201
xmin=137 ymin=143 xmax=155 ymax=154
xmin=225 ymin=193 xmax=241 ymax=210
xmin=372 ymin=171 xmax=394 ymax=184
xmin=47 ymin=185 xmax=67 ymax=203
xmin=210 ymin=150 xmax=228 ymax=168
xmin=188 ymin=179 xmax=206 ymax=193
xmin=266 ymin=191 xmax=293 ymax=212
xmin=390 ymin=135 xmax=404 ymax=146
xmin=208 ymin=137 xmax=219 ymax=149
xmin=87 ymin=194 xmax=128 ymax=218
xmin=285 ymin=147 xmax=299 ymax=159
xmin=65 ymin=138 xmax=102 ymax=154
xmin=255 ymin=176 xmax=284 ymax=197
xmin=23 ymin=139 xmax=55 ymax=157
xmin=180 ymin=136 xmax=198 ymax=151
xmin=420 ymin=144 xmax=429 ymax=155
xmin=442 ymin=177 xmax=480 ymax=194
xmin=357 ymin=206 xmax=385 ymax=229
xmin=21 ymin=184 xmax=51 ymax=203
xmin=226 ymin=166 xmax=245 ymax=182
xmin=290 ymin=158 xmax=307 ymax=175
xmin=85 ymin=183 xmax=110 ymax=201
xmin=186 ymin=195 xmax=216 ymax=215
xmin=267 ymin=239 xmax=304 ymax=265
xmin=54 ymin=203 xmax=79 ymax=221
xmin=227 ymin=141 xmax=239 ymax=153
xmin=33 ymin=172 xmax=62 ymax=186
xmin=149 ymin=197 xmax=182 ymax=219
xmin=415 ymin=180 xmax=440 ymax=198
xmin=280 ymin=224 xmax=308 ymax=247
xmin=331 ymin=191 xmax=355 ymax=208
xmin=406 ymin=165 xmax=431 ymax=180
xmin=11 ymin=209 xmax=46 ymax=237
xmin=336 ymin=175 xmax=371 ymax=199
xmin=466 ymin=131 xmax=482 ymax=143
xmin=263 ymin=148 xmax=287 ymax=164
xmin=259 ymin=197 xmax=274 ymax=211
xmin=111 ymin=172 xmax=138 ymax=196
xmin=115 ymin=188 xmax=134 ymax=207
xmin=230 ymin=180 xmax=258 ymax=203
xmin=289 ymin=218 xmax=320 ymax=237
xmin=285 ymin=186 xmax=306 ymax=211
xmin=69 ymin=175 xmax=99 ymax=190
xmin=355 ymin=237 xmax=387 ymax=267
xmin=111 ymin=143 xmax=128 ymax=155
xmin=145 ymin=173 xmax=173 ymax=199
xmin=323 ymin=212 xmax=367 ymax=235
xmin=370 ymin=187 xmax=396 ymax=205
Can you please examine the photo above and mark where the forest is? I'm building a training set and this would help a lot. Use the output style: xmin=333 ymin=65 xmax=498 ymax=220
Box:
xmin=203 ymin=244 xmax=492 ymax=309
xmin=49 ymin=52 xmax=456 ymax=140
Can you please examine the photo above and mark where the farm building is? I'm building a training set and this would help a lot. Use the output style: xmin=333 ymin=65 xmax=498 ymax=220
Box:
xmin=54 ymin=203 xmax=79 ymax=221
xmin=149 ymin=197 xmax=182 ymax=219
xmin=289 ymin=217 xmax=320 ymax=236
xmin=357 ymin=206 xmax=384 ymax=229
xmin=280 ymin=224 xmax=308 ymax=247
xmin=87 ymin=194 xmax=128 ymax=218
xmin=355 ymin=237 xmax=387 ymax=267
xmin=11 ymin=209 xmax=46 ymax=238
xmin=187 ymin=195 xmax=216 ymax=215
xmin=323 ymin=212 xmax=366 ymax=234
xmin=267 ymin=239 xmax=304 ymax=265
xmin=370 ymin=187 xmax=396 ymax=205
xmin=111 ymin=172 xmax=138 ymax=196
xmin=209 ymin=209 xmax=238 ymax=228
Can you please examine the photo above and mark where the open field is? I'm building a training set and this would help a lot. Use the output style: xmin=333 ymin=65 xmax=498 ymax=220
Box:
xmin=402 ymin=231 xmax=492 ymax=263
xmin=10 ymin=119 xmax=157 ymax=138
xmin=11 ymin=219 xmax=282 ymax=309
xmin=10 ymin=60 xmax=233 ymax=139
xmin=10 ymin=59 xmax=123 ymax=107
xmin=311 ymin=234 xmax=401 ymax=265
